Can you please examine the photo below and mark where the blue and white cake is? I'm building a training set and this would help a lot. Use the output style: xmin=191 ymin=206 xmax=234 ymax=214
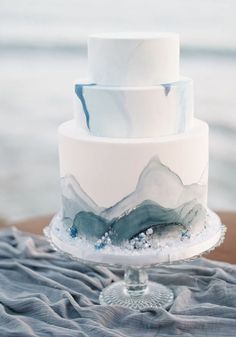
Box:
xmin=55 ymin=32 xmax=212 ymax=256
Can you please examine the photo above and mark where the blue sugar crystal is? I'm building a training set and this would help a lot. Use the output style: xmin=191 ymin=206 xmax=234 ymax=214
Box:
xmin=181 ymin=229 xmax=190 ymax=240
xmin=69 ymin=227 xmax=78 ymax=238
xmin=146 ymin=228 xmax=153 ymax=236
xmin=139 ymin=232 xmax=146 ymax=239
xmin=95 ymin=240 xmax=105 ymax=250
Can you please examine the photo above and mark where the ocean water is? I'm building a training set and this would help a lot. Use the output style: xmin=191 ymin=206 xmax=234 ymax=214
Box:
xmin=0 ymin=0 xmax=236 ymax=221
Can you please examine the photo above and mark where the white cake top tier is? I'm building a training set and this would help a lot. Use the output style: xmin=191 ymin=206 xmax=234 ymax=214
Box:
xmin=88 ymin=32 xmax=179 ymax=86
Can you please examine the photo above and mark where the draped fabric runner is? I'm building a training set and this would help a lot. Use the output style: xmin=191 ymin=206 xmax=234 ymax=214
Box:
xmin=0 ymin=227 xmax=236 ymax=337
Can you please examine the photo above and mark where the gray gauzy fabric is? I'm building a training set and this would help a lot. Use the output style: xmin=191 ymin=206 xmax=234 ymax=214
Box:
xmin=0 ymin=227 xmax=236 ymax=337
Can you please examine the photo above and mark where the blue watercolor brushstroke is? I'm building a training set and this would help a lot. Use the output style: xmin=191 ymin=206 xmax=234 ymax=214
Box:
xmin=71 ymin=199 xmax=205 ymax=244
xmin=61 ymin=156 xmax=207 ymax=245
xmin=161 ymin=83 xmax=172 ymax=96
xmin=75 ymin=83 xmax=95 ymax=129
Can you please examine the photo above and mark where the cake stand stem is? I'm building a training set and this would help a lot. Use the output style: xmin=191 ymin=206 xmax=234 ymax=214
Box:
xmin=124 ymin=267 xmax=148 ymax=295
xmin=99 ymin=266 xmax=174 ymax=310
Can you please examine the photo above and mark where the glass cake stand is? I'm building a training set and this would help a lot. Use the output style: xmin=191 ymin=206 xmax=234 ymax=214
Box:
xmin=44 ymin=209 xmax=226 ymax=311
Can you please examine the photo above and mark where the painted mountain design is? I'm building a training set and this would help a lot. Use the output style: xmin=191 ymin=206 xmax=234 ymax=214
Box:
xmin=61 ymin=156 xmax=207 ymax=245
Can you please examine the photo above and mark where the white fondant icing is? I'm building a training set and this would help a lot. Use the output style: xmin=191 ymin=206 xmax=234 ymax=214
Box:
xmin=58 ymin=119 xmax=208 ymax=208
xmin=88 ymin=32 xmax=179 ymax=86
xmin=74 ymin=78 xmax=193 ymax=138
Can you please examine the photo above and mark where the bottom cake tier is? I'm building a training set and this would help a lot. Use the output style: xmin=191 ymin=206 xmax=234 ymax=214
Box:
xmin=58 ymin=119 xmax=209 ymax=250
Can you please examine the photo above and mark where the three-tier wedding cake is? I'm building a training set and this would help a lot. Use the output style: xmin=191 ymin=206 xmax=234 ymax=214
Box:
xmin=50 ymin=32 xmax=222 ymax=264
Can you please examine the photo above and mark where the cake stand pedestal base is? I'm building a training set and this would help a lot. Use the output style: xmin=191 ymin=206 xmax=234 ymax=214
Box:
xmin=99 ymin=267 xmax=174 ymax=310
xmin=44 ymin=210 xmax=226 ymax=311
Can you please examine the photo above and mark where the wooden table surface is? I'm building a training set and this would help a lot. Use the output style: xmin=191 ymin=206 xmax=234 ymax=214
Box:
xmin=1 ymin=212 xmax=235 ymax=264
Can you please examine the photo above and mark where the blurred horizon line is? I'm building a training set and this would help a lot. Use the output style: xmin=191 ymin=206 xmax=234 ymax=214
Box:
xmin=1 ymin=42 xmax=236 ymax=59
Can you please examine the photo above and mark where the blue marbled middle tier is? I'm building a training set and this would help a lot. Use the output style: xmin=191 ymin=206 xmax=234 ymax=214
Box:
xmin=74 ymin=77 xmax=193 ymax=138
